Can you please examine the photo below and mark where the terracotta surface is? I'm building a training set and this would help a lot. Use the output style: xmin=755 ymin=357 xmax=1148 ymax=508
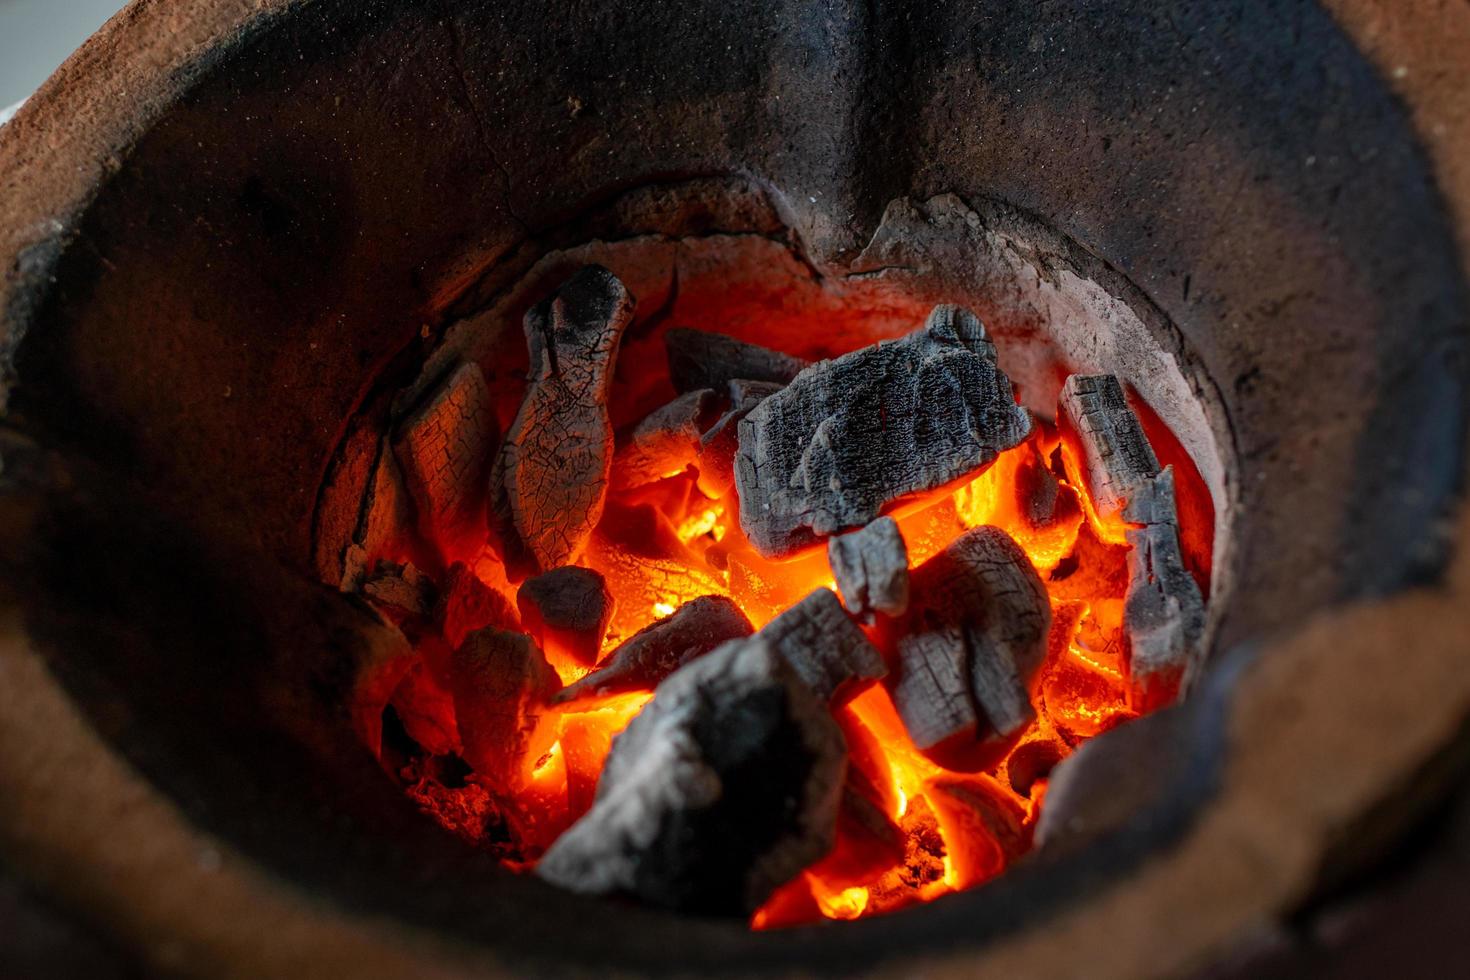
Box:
xmin=0 ymin=0 xmax=1468 ymax=976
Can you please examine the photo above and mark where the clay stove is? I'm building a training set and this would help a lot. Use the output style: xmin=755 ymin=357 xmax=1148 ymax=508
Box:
xmin=2 ymin=0 xmax=1469 ymax=977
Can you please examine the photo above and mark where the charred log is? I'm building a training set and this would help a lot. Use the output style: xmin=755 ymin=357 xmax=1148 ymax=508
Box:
xmin=664 ymin=327 xmax=808 ymax=394
xmin=516 ymin=566 xmax=616 ymax=667
xmin=613 ymin=388 xmax=724 ymax=490
xmin=340 ymin=436 xmax=414 ymax=591
xmin=436 ymin=562 xmax=519 ymax=649
xmin=554 ymin=594 xmax=753 ymax=704
xmin=827 ymin=515 xmax=910 ymax=620
xmin=759 ymin=588 xmax=886 ymax=703
xmin=735 ymin=305 xmax=1031 ymax=557
xmin=1057 ymin=374 xmax=1160 ymax=522
xmin=448 ymin=627 xmax=562 ymax=796
xmin=492 ymin=266 xmax=634 ymax=574
xmin=885 ymin=526 xmax=1051 ymax=771
xmin=695 ymin=380 xmax=784 ymax=498
xmin=537 ymin=638 xmax=846 ymax=916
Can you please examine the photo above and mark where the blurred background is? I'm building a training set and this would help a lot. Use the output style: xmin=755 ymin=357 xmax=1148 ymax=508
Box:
xmin=1 ymin=0 xmax=127 ymax=111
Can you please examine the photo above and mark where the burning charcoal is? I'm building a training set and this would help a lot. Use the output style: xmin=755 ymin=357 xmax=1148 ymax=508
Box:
xmin=537 ymin=638 xmax=846 ymax=916
xmin=759 ymin=588 xmax=887 ymax=702
xmin=1122 ymin=469 xmax=1206 ymax=712
xmin=664 ymin=327 xmax=808 ymax=394
xmin=884 ymin=526 xmax=1051 ymax=772
xmin=695 ymin=380 xmax=784 ymax=498
xmin=449 ymin=627 xmax=562 ymax=795
xmin=554 ymin=595 xmax=753 ymax=704
xmin=827 ymin=516 xmax=910 ymax=620
xmin=613 ymin=388 xmax=723 ymax=490
xmin=362 ymin=560 xmax=435 ymax=619
xmin=436 ymin=562 xmax=519 ymax=649
xmin=735 ymin=305 xmax=1032 ymax=557
xmin=340 ymin=436 xmax=414 ymax=591
xmin=393 ymin=362 xmax=496 ymax=563
xmin=1057 ymin=374 xmax=1160 ymax=523
xmin=493 ymin=266 xmax=634 ymax=574
xmin=390 ymin=661 xmax=461 ymax=757
xmin=925 ymin=775 xmax=1029 ymax=887
xmin=516 ymin=566 xmax=615 ymax=667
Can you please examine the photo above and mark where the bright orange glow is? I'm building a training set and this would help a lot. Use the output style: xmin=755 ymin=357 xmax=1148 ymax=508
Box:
xmin=385 ymin=349 xmax=1192 ymax=930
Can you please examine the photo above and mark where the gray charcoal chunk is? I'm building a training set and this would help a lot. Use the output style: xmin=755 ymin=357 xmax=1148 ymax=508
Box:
xmin=664 ymin=327 xmax=808 ymax=394
xmin=827 ymin=515 xmax=910 ymax=619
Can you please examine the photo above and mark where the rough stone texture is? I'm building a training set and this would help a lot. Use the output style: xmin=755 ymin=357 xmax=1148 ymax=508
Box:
xmin=515 ymin=566 xmax=614 ymax=667
xmin=827 ymin=515 xmax=910 ymax=620
xmin=613 ymin=388 xmax=722 ymax=490
xmin=756 ymin=588 xmax=887 ymax=702
xmin=492 ymin=267 xmax=634 ymax=574
xmin=735 ymin=306 xmax=1032 ymax=557
xmin=448 ymin=628 xmax=562 ymax=796
xmin=1122 ymin=469 xmax=1208 ymax=711
xmin=885 ymin=527 xmax=1052 ymax=772
xmin=554 ymin=595 xmax=752 ymax=703
xmin=664 ymin=327 xmax=808 ymax=394
xmin=537 ymin=638 xmax=845 ymax=916
xmin=1057 ymin=375 xmax=1160 ymax=523
xmin=392 ymin=362 xmax=495 ymax=563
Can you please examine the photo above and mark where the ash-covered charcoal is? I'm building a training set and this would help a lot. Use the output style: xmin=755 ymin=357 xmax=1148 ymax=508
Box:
xmin=536 ymin=638 xmax=845 ymax=917
xmin=695 ymin=380 xmax=785 ymax=498
xmin=827 ymin=515 xmax=910 ymax=620
xmin=393 ymin=362 xmax=496 ymax=562
xmin=492 ymin=266 xmax=634 ymax=574
xmin=1122 ymin=469 xmax=1206 ymax=712
xmin=613 ymin=388 xmax=724 ymax=490
xmin=1014 ymin=440 xmax=1071 ymax=527
xmin=925 ymin=774 xmax=1029 ymax=884
xmin=436 ymin=562 xmax=519 ymax=648
xmin=340 ymin=436 xmax=414 ymax=591
xmin=449 ymin=627 xmax=562 ymax=796
xmin=735 ymin=305 xmax=1032 ymax=557
xmin=516 ymin=566 xmax=615 ymax=667
xmin=664 ymin=327 xmax=809 ymax=395
xmin=1057 ymin=374 xmax=1160 ymax=522
xmin=554 ymin=595 xmax=753 ymax=704
xmin=885 ymin=526 xmax=1052 ymax=772
xmin=362 ymin=560 xmax=435 ymax=619
xmin=758 ymin=588 xmax=886 ymax=702
xmin=390 ymin=661 xmax=461 ymax=757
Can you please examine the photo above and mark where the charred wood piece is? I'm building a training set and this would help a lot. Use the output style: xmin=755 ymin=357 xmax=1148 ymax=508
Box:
xmin=449 ymin=627 xmax=562 ymax=795
xmin=516 ymin=566 xmax=615 ymax=667
xmin=695 ymin=381 xmax=784 ymax=499
xmin=925 ymin=775 xmax=1029 ymax=884
xmin=758 ymin=588 xmax=886 ymax=702
xmin=735 ymin=305 xmax=1032 ymax=557
xmin=885 ymin=526 xmax=1051 ymax=771
xmin=1057 ymin=374 xmax=1160 ymax=522
xmin=827 ymin=516 xmax=910 ymax=620
xmin=390 ymin=661 xmax=461 ymax=757
xmin=613 ymin=388 xmax=724 ymax=490
xmin=537 ymin=638 xmax=845 ymax=916
xmin=362 ymin=560 xmax=435 ymax=619
xmin=1122 ymin=468 xmax=1207 ymax=712
xmin=492 ymin=266 xmax=634 ymax=574
xmin=664 ymin=327 xmax=808 ymax=395
xmin=340 ymin=436 xmax=414 ymax=591
xmin=436 ymin=562 xmax=519 ymax=649
xmin=393 ymin=361 xmax=496 ymax=562
xmin=554 ymin=595 xmax=753 ymax=704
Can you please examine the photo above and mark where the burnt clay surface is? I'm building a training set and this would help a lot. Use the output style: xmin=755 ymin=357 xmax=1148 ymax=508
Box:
xmin=0 ymin=0 xmax=1466 ymax=977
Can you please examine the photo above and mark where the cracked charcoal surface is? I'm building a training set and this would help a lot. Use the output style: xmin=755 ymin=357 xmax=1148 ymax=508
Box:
xmin=756 ymin=588 xmax=887 ymax=702
xmin=1057 ymin=374 xmax=1161 ymax=521
xmin=735 ymin=305 xmax=1031 ymax=557
xmin=828 ymin=515 xmax=910 ymax=619
xmin=492 ymin=266 xmax=634 ymax=574
xmin=664 ymin=327 xmax=809 ymax=395
xmin=613 ymin=388 xmax=723 ymax=490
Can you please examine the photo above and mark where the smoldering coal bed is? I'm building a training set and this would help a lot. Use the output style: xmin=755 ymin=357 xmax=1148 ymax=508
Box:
xmin=312 ymin=194 xmax=1223 ymax=927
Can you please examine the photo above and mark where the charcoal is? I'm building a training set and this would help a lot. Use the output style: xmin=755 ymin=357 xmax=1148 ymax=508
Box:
xmin=1057 ymin=374 xmax=1160 ymax=522
xmin=613 ymin=388 xmax=723 ymax=489
xmin=449 ymin=627 xmax=562 ymax=795
xmin=340 ymin=436 xmax=414 ymax=591
xmin=492 ymin=266 xmax=634 ymax=574
xmin=537 ymin=638 xmax=846 ymax=916
xmin=554 ymin=595 xmax=753 ymax=704
xmin=885 ymin=526 xmax=1051 ymax=771
xmin=759 ymin=588 xmax=887 ymax=702
xmin=695 ymin=380 xmax=784 ymax=498
xmin=393 ymin=362 xmax=496 ymax=561
xmin=735 ymin=305 xmax=1032 ymax=557
xmin=827 ymin=515 xmax=910 ymax=620
xmin=362 ymin=560 xmax=435 ymax=618
xmin=390 ymin=661 xmax=461 ymax=757
xmin=1122 ymin=468 xmax=1207 ymax=711
xmin=436 ymin=562 xmax=519 ymax=649
xmin=664 ymin=327 xmax=808 ymax=394
xmin=925 ymin=775 xmax=1029 ymax=885
xmin=516 ymin=566 xmax=615 ymax=667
